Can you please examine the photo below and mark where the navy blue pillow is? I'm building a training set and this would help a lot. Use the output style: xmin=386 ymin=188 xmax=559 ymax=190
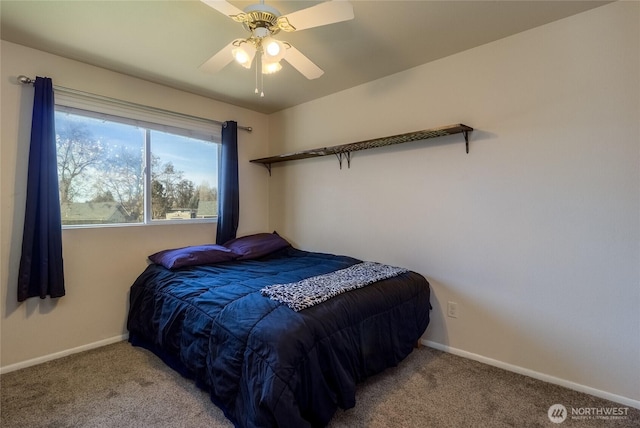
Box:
xmin=223 ymin=233 xmax=290 ymax=260
xmin=148 ymin=244 xmax=238 ymax=269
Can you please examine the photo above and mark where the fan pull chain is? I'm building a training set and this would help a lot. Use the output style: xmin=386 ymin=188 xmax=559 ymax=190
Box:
xmin=254 ymin=57 xmax=259 ymax=95
xmin=254 ymin=52 xmax=265 ymax=97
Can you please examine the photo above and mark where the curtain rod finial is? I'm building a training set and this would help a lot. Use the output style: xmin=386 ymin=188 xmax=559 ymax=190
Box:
xmin=18 ymin=75 xmax=34 ymax=85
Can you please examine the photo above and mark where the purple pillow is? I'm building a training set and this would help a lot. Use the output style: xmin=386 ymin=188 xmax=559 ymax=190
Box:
xmin=148 ymin=244 xmax=238 ymax=269
xmin=223 ymin=232 xmax=290 ymax=260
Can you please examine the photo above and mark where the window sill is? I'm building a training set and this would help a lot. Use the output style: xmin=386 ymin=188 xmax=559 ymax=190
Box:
xmin=62 ymin=218 xmax=217 ymax=230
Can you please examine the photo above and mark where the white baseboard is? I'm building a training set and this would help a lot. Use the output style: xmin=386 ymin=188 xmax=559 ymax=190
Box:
xmin=0 ymin=334 xmax=129 ymax=375
xmin=422 ymin=340 xmax=640 ymax=410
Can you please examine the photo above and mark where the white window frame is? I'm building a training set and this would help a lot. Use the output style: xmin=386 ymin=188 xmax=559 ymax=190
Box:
xmin=55 ymin=91 xmax=222 ymax=228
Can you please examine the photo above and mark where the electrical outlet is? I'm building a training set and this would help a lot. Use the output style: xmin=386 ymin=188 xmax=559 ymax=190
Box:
xmin=447 ymin=301 xmax=458 ymax=318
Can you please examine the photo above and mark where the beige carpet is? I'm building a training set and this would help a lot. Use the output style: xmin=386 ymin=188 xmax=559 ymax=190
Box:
xmin=1 ymin=341 xmax=638 ymax=427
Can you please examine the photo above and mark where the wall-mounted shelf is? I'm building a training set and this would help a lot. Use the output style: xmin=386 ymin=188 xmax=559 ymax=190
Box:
xmin=250 ymin=123 xmax=473 ymax=175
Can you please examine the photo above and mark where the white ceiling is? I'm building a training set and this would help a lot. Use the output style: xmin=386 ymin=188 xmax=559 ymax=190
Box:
xmin=1 ymin=0 xmax=609 ymax=114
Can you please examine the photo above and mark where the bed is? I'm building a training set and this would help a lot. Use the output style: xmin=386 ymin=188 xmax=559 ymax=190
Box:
xmin=127 ymin=233 xmax=431 ymax=427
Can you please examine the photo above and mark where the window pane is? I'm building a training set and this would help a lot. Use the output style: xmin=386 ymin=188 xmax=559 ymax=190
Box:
xmin=54 ymin=106 xmax=219 ymax=228
xmin=56 ymin=112 xmax=144 ymax=225
xmin=150 ymin=130 xmax=218 ymax=221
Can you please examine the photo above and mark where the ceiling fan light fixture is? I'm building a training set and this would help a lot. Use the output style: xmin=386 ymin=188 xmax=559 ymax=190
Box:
xmin=262 ymin=59 xmax=282 ymax=74
xmin=261 ymin=37 xmax=286 ymax=62
xmin=232 ymin=41 xmax=256 ymax=68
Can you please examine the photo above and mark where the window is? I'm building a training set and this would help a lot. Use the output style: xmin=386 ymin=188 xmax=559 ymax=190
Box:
xmin=54 ymin=93 xmax=220 ymax=227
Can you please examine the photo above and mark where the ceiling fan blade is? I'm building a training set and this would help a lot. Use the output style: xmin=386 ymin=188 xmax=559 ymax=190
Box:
xmin=281 ymin=0 xmax=354 ymax=32
xmin=283 ymin=46 xmax=324 ymax=80
xmin=200 ymin=0 xmax=244 ymax=18
xmin=199 ymin=41 xmax=236 ymax=74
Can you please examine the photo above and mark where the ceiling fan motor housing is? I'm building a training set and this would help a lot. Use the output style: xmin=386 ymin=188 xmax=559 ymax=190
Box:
xmin=236 ymin=4 xmax=282 ymax=36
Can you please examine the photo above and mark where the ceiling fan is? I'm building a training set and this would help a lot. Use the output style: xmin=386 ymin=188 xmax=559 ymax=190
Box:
xmin=199 ymin=0 xmax=354 ymax=95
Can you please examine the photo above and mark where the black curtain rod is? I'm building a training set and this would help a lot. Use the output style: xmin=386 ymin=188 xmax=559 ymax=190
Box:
xmin=17 ymin=75 xmax=252 ymax=133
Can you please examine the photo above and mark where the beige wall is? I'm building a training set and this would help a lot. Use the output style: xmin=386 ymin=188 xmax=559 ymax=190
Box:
xmin=1 ymin=41 xmax=269 ymax=368
xmin=267 ymin=2 xmax=639 ymax=405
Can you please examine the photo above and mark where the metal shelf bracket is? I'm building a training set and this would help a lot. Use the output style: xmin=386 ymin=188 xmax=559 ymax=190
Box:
xmin=463 ymin=129 xmax=470 ymax=154
xmin=335 ymin=152 xmax=352 ymax=169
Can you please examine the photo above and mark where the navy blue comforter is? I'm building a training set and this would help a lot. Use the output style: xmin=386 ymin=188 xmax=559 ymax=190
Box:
xmin=127 ymin=247 xmax=430 ymax=427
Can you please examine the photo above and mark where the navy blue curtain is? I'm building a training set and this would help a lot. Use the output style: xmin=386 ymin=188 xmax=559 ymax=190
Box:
xmin=216 ymin=121 xmax=239 ymax=245
xmin=17 ymin=77 xmax=65 ymax=302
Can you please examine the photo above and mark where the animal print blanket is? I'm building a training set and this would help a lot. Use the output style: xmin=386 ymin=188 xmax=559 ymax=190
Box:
xmin=261 ymin=261 xmax=409 ymax=311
